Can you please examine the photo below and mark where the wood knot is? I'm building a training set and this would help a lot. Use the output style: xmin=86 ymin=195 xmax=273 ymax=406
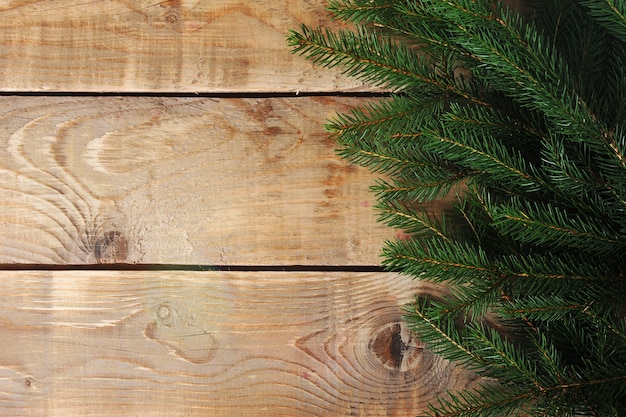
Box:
xmin=370 ymin=322 xmax=423 ymax=372
xmin=164 ymin=11 xmax=179 ymax=24
xmin=95 ymin=231 xmax=127 ymax=264
xmin=157 ymin=8 xmax=182 ymax=31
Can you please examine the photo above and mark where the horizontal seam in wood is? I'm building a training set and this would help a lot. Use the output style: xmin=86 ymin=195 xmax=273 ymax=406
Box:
xmin=0 ymin=91 xmax=393 ymax=99
xmin=0 ymin=264 xmax=386 ymax=272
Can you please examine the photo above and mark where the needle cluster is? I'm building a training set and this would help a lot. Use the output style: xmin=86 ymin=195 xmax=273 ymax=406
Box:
xmin=288 ymin=1 xmax=626 ymax=415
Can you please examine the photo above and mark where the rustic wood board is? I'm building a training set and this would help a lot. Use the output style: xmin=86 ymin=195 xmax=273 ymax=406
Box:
xmin=0 ymin=95 xmax=450 ymax=265
xmin=0 ymin=0 xmax=369 ymax=93
xmin=0 ymin=270 xmax=476 ymax=417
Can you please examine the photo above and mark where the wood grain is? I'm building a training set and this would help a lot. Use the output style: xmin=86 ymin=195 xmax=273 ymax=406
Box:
xmin=0 ymin=95 xmax=443 ymax=265
xmin=0 ymin=0 xmax=369 ymax=93
xmin=0 ymin=270 xmax=477 ymax=417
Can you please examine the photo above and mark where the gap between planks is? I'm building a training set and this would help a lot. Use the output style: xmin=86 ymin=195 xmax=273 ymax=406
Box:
xmin=0 ymin=91 xmax=392 ymax=99
xmin=0 ymin=264 xmax=385 ymax=272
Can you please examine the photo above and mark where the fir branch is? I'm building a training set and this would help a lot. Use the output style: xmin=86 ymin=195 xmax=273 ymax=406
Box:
xmin=404 ymin=297 xmax=491 ymax=369
xmin=540 ymin=135 xmax=620 ymax=206
xmin=491 ymin=200 xmax=626 ymax=256
xmin=382 ymin=238 xmax=496 ymax=285
xmin=287 ymin=25 xmax=450 ymax=91
xmin=326 ymin=0 xmax=398 ymax=24
xmin=325 ymin=1 xmax=494 ymax=106
xmin=422 ymin=127 xmax=545 ymax=193
xmin=443 ymin=101 xmax=547 ymax=145
xmin=336 ymin=147 xmax=411 ymax=175
xmin=289 ymin=1 xmax=626 ymax=415
xmin=375 ymin=200 xmax=452 ymax=241
xmin=372 ymin=172 xmax=466 ymax=203
xmin=426 ymin=0 xmax=623 ymax=167
xmin=582 ymin=307 xmax=626 ymax=345
xmin=437 ymin=277 xmax=506 ymax=320
xmin=327 ymin=94 xmax=445 ymax=171
xmin=392 ymin=2 xmax=476 ymax=59
xmin=326 ymin=93 xmax=443 ymax=138
xmin=418 ymin=384 xmax=536 ymax=417
xmin=501 ymin=295 xmax=595 ymax=322
xmin=527 ymin=329 xmax=567 ymax=387
xmin=581 ymin=0 xmax=626 ymax=42
xmin=466 ymin=324 xmax=541 ymax=387
xmin=546 ymin=374 xmax=626 ymax=416
xmin=498 ymin=252 xmax=618 ymax=284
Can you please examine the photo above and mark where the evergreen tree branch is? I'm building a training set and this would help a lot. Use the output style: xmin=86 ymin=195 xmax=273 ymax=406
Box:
xmin=442 ymin=277 xmax=506 ymax=319
xmin=418 ymin=384 xmax=537 ymax=417
xmin=496 ymin=252 xmax=620 ymax=298
xmin=421 ymin=0 xmax=626 ymax=180
xmin=491 ymin=200 xmax=626 ymax=256
xmin=527 ymin=329 xmax=567 ymax=386
xmin=372 ymin=173 xmax=466 ymax=203
xmin=376 ymin=200 xmax=452 ymax=241
xmin=466 ymin=324 xmax=541 ymax=387
xmin=581 ymin=0 xmax=626 ymax=42
xmin=404 ymin=297 xmax=492 ymax=369
xmin=383 ymin=238 xmax=496 ymax=285
xmin=327 ymin=93 xmax=443 ymax=139
xmin=582 ymin=306 xmax=626 ymax=345
xmin=326 ymin=0 xmax=398 ymax=24
xmin=289 ymin=1 xmax=626 ymax=415
xmin=540 ymin=135 xmax=626 ymax=213
xmin=287 ymin=25 xmax=451 ymax=91
xmin=501 ymin=295 xmax=595 ymax=322
xmin=422 ymin=127 xmax=545 ymax=193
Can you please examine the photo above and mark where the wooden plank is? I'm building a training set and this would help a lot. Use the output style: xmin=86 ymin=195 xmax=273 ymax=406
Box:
xmin=0 ymin=0 xmax=370 ymax=93
xmin=0 ymin=270 xmax=477 ymax=417
xmin=0 ymin=95 xmax=445 ymax=265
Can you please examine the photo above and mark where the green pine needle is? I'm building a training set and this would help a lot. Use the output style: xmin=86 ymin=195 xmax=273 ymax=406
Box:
xmin=289 ymin=0 xmax=626 ymax=415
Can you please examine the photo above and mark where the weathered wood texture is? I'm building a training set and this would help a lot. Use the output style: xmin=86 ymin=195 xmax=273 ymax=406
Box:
xmin=0 ymin=95 xmax=441 ymax=265
xmin=0 ymin=270 xmax=477 ymax=417
xmin=0 ymin=0 xmax=369 ymax=93
xmin=0 ymin=2 xmax=477 ymax=415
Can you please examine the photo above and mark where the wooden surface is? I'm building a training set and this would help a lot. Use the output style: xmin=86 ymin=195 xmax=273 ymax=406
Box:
xmin=0 ymin=270 xmax=476 ymax=417
xmin=0 ymin=1 xmax=477 ymax=415
xmin=0 ymin=0 xmax=368 ymax=93
xmin=0 ymin=95 xmax=411 ymax=265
